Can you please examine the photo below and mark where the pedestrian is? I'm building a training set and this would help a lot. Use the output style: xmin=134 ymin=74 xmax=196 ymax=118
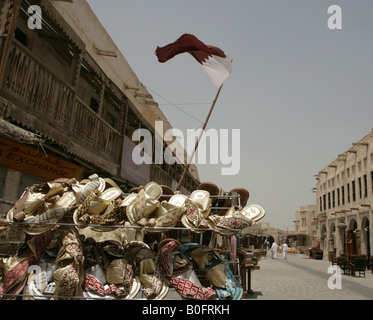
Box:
xmin=282 ymin=242 xmax=288 ymax=259
xmin=270 ymin=241 xmax=278 ymax=259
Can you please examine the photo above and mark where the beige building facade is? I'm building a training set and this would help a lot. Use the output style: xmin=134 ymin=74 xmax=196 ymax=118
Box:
xmin=293 ymin=205 xmax=317 ymax=248
xmin=315 ymin=129 xmax=373 ymax=259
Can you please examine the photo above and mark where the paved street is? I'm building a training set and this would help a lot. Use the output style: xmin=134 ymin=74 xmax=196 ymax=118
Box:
xmin=246 ymin=251 xmax=373 ymax=300
xmin=134 ymin=251 xmax=373 ymax=301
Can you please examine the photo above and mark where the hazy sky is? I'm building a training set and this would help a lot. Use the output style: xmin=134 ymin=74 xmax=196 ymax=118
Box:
xmin=86 ymin=0 xmax=373 ymax=230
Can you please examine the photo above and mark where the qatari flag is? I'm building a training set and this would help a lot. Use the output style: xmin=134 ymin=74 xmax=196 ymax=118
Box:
xmin=155 ymin=34 xmax=232 ymax=88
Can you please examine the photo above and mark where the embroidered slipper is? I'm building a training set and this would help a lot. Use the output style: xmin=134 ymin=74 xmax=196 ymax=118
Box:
xmin=89 ymin=193 xmax=135 ymax=232
xmin=73 ymin=185 xmax=123 ymax=229
xmin=0 ymin=230 xmax=55 ymax=300
xmin=83 ymin=260 xmax=140 ymax=300
xmin=157 ymin=240 xmax=216 ymax=300
xmin=53 ymin=227 xmax=85 ymax=299
xmin=124 ymin=241 xmax=168 ymax=300
xmin=6 ymin=178 xmax=78 ymax=224
xmin=147 ymin=194 xmax=187 ymax=233
xmin=83 ymin=275 xmax=141 ymax=300
xmin=74 ymin=174 xmax=104 ymax=205
xmin=208 ymin=206 xmax=251 ymax=236
xmin=212 ymin=259 xmax=243 ymax=300
xmin=179 ymin=243 xmax=242 ymax=300
xmin=126 ymin=182 xmax=162 ymax=228
xmin=180 ymin=190 xmax=212 ymax=233
xmin=240 ymin=204 xmax=265 ymax=225
xmin=24 ymin=190 xmax=77 ymax=235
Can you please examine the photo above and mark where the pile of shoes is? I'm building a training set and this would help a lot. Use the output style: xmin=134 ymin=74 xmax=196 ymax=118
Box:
xmin=157 ymin=239 xmax=243 ymax=300
xmin=0 ymin=175 xmax=265 ymax=300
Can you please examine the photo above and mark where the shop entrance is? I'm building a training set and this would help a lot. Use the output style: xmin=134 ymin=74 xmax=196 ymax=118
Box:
xmin=345 ymin=219 xmax=360 ymax=256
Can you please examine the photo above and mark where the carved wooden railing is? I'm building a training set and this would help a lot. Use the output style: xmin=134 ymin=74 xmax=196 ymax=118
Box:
xmin=2 ymin=41 xmax=74 ymax=130
xmin=73 ymin=97 xmax=121 ymax=159
xmin=1 ymin=40 xmax=121 ymax=162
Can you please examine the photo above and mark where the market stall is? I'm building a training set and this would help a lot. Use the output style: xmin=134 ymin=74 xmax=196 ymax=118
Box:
xmin=0 ymin=175 xmax=265 ymax=300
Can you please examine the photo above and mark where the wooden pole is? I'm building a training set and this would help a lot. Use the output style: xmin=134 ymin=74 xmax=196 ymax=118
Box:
xmin=177 ymin=84 xmax=223 ymax=191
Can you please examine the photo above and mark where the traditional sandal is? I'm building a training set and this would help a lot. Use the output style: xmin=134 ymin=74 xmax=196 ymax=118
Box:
xmin=180 ymin=190 xmax=212 ymax=233
xmin=179 ymin=243 xmax=243 ymax=300
xmin=53 ymin=227 xmax=85 ymax=299
xmin=83 ymin=261 xmax=141 ymax=299
xmin=157 ymin=240 xmax=216 ymax=300
xmin=146 ymin=194 xmax=187 ymax=233
xmin=126 ymin=182 xmax=162 ymax=228
xmin=73 ymin=179 xmax=123 ymax=229
xmin=24 ymin=190 xmax=77 ymax=235
xmin=208 ymin=206 xmax=251 ymax=236
xmin=0 ymin=230 xmax=56 ymax=300
xmin=240 ymin=204 xmax=265 ymax=225
xmin=124 ymin=240 xmax=168 ymax=300
xmin=90 ymin=192 xmax=136 ymax=232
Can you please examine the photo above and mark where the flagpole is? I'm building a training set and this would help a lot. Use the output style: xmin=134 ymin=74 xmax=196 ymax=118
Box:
xmin=177 ymin=84 xmax=224 ymax=191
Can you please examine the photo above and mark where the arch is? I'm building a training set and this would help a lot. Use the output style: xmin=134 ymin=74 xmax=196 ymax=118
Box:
xmin=348 ymin=218 xmax=358 ymax=231
xmin=361 ymin=217 xmax=370 ymax=257
xmin=329 ymin=223 xmax=336 ymax=237
xmin=329 ymin=223 xmax=336 ymax=254
xmin=346 ymin=218 xmax=360 ymax=256
xmin=320 ymin=224 xmax=327 ymax=240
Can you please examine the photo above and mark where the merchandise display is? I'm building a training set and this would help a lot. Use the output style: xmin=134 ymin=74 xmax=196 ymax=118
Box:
xmin=0 ymin=175 xmax=265 ymax=300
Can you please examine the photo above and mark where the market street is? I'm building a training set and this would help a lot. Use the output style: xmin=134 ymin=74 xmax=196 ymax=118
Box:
xmin=246 ymin=252 xmax=373 ymax=300
xmin=136 ymin=251 xmax=373 ymax=301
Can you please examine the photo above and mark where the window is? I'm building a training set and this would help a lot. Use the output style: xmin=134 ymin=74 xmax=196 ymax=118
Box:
xmin=352 ymin=180 xmax=356 ymax=202
xmin=105 ymin=112 xmax=116 ymax=128
xmin=90 ymin=97 xmax=99 ymax=112
xmin=342 ymin=186 xmax=345 ymax=205
xmin=364 ymin=174 xmax=367 ymax=198
xmin=302 ymin=218 xmax=306 ymax=227
xmin=328 ymin=192 xmax=331 ymax=209
xmin=125 ymin=108 xmax=140 ymax=138
xmin=347 ymin=183 xmax=350 ymax=203
xmin=337 ymin=188 xmax=340 ymax=206
xmin=332 ymin=190 xmax=335 ymax=208
xmin=15 ymin=28 xmax=28 ymax=47
xmin=319 ymin=196 xmax=322 ymax=211
xmin=323 ymin=194 xmax=326 ymax=211
xmin=358 ymin=177 xmax=362 ymax=199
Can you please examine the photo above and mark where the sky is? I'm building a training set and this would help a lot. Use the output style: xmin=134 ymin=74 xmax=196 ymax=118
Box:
xmin=86 ymin=0 xmax=373 ymax=231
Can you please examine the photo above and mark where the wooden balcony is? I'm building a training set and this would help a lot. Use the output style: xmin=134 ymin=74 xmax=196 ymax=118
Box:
xmin=1 ymin=40 xmax=122 ymax=175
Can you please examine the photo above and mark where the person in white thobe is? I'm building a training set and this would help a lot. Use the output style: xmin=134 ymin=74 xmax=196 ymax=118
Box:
xmin=282 ymin=243 xmax=288 ymax=259
xmin=270 ymin=241 xmax=278 ymax=259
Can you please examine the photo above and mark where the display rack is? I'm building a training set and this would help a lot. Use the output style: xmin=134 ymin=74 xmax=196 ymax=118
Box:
xmin=0 ymin=191 xmax=249 ymax=300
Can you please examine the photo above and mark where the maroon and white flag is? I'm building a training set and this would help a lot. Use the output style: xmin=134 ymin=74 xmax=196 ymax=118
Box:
xmin=155 ymin=33 xmax=232 ymax=88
